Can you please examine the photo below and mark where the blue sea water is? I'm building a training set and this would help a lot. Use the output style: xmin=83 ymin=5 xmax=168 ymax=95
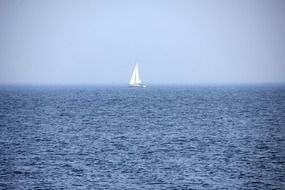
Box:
xmin=0 ymin=85 xmax=285 ymax=190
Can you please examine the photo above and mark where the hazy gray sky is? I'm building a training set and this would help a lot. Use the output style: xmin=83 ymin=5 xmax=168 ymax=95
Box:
xmin=0 ymin=0 xmax=285 ymax=84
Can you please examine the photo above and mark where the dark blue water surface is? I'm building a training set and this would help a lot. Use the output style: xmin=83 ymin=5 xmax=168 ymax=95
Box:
xmin=0 ymin=85 xmax=285 ymax=190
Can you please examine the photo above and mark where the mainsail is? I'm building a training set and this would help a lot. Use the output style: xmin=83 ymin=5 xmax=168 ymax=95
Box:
xmin=129 ymin=63 xmax=145 ymax=87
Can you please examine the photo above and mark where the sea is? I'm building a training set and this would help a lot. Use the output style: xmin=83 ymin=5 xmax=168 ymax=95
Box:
xmin=0 ymin=85 xmax=285 ymax=190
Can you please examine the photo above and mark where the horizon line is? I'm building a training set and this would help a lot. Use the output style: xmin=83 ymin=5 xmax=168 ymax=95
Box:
xmin=1 ymin=82 xmax=285 ymax=86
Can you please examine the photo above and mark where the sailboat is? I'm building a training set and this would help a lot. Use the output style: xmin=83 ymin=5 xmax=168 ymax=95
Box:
xmin=129 ymin=63 xmax=146 ymax=88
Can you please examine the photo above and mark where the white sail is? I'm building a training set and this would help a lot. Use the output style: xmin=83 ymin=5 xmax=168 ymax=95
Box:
xmin=129 ymin=63 xmax=145 ymax=87
xmin=134 ymin=64 xmax=142 ymax=84
xmin=129 ymin=64 xmax=137 ymax=85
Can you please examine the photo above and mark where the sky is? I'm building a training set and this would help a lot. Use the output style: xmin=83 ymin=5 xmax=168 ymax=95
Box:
xmin=0 ymin=0 xmax=285 ymax=85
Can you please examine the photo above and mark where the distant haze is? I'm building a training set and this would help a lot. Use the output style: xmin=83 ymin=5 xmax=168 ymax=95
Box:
xmin=0 ymin=0 xmax=285 ymax=85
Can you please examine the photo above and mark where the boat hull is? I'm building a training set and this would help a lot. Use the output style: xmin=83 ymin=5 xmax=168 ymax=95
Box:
xmin=129 ymin=84 xmax=146 ymax=88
